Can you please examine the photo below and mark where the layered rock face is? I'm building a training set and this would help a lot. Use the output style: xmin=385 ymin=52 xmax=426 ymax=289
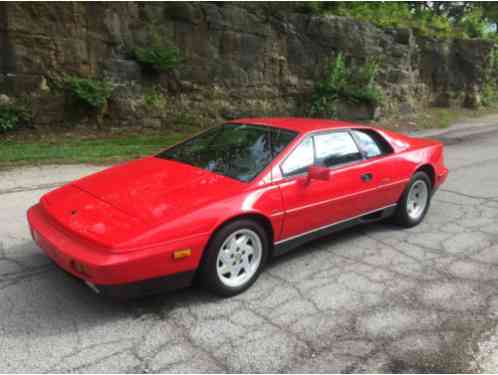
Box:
xmin=0 ymin=2 xmax=494 ymax=128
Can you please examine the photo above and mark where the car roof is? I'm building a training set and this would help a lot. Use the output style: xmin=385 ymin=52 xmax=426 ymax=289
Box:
xmin=227 ymin=117 xmax=370 ymax=134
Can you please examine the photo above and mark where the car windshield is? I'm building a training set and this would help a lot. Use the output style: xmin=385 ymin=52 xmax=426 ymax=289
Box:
xmin=156 ymin=124 xmax=297 ymax=182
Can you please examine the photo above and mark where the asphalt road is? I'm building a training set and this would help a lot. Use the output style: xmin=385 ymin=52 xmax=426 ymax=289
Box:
xmin=1 ymin=122 xmax=498 ymax=372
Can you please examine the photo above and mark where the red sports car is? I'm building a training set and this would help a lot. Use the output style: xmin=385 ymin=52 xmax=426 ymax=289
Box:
xmin=27 ymin=118 xmax=448 ymax=298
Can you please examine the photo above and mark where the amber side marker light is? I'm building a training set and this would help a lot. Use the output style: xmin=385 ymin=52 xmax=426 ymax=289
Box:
xmin=173 ymin=249 xmax=192 ymax=260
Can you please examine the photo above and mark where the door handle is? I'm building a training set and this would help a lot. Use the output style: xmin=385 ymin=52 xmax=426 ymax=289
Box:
xmin=361 ymin=173 xmax=373 ymax=182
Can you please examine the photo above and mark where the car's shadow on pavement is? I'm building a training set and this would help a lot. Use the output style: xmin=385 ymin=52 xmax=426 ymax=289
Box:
xmin=266 ymin=221 xmax=397 ymax=269
xmin=125 ymin=222 xmax=395 ymax=311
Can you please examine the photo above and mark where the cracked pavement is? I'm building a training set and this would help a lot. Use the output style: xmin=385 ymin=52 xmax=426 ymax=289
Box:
xmin=1 ymin=125 xmax=498 ymax=372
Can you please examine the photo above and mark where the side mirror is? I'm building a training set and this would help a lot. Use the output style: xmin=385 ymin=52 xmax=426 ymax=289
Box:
xmin=308 ymin=165 xmax=330 ymax=181
xmin=296 ymin=165 xmax=330 ymax=186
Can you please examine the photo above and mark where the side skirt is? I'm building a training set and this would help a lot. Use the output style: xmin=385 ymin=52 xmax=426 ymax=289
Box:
xmin=273 ymin=205 xmax=397 ymax=257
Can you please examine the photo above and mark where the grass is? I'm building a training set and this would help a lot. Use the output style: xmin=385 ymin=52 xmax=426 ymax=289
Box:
xmin=1 ymin=103 xmax=497 ymax=169
xmin=0 ymin=128 xmax=189 ymax=169
xmin=377 ymin=105 xmax=498 ymax=131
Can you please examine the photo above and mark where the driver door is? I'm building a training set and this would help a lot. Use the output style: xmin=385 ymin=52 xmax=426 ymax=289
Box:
xmin=277 ymin=130 xmax=377 ymax=241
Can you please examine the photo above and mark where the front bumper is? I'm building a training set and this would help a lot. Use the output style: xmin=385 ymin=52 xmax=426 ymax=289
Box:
xmin=88 ymin=271 xmax=195 ymax=299
xmin=27 ymin=204 xmax=208 ymax=296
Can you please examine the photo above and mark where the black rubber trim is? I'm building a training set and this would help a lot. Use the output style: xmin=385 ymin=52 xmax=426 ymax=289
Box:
xmin=273 ymin=205 xmax=396 ymax=256
xmin=94 ymin=271 xmax=195 ymax=299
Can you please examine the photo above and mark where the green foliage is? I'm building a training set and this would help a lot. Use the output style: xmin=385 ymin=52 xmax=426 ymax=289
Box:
xmin=482 ymin=41 xmax=498 ymax=106
xmin=310 ymin=53 xmax=383 ymax=117
xmin=435 ymin=109 xmax=452 ymax=129
xmin=0 ymin=103 xmax=30 ymax=132
xmin=133 ymin=45 xmax=181 ymax=73
xmin=144 ymin=87 xmax=167 ymax=109
xmin=65 ymin=76 xmax=113 ymax=109
xmin=297 ymin=2 xmax=496 ymax=40
xmin=130 ymin=21 xmax=181 ymax=73
xmin=457 ymin=7 xmax=492 ymax=39
xmin=410 ymin=8 xmax=455 ymax=38
xmin=494 ymin=47 xmax=498 ymax=74
xmin=144 ymin=91 xmax=161 ymax=107
xmin=335 ymin=2 xmax=412 ymax=29
xmin=482 ymin=82 xmax=498 ymax=106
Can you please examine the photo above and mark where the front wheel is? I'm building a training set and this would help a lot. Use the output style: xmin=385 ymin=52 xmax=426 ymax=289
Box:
xmin=393 ymin=171 xmax=432 ymax=228
xmin=199 ymin=219 xmax=269 ymax=297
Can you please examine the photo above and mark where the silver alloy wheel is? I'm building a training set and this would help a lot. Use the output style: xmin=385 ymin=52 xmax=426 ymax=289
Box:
xmin=406 ymin=180 xmax=429 ymax=220
xmin=216 ymin=229 xmax=263 ymax=288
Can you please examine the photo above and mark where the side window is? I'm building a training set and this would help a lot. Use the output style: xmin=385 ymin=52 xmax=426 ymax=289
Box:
xmin=314 ymin=131 xmax=362 ymax=167
xmin=351 ymin=129 xmax=393 ymax=158
xmin=281 ymin=137 xmax=314 ymax=176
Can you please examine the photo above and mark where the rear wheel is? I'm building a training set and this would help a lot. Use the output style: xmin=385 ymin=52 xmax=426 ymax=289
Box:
xmin=199 ymin=219 xmax=269 ymax=297
xmin=393 ymin=171 xmax=432 ymax=228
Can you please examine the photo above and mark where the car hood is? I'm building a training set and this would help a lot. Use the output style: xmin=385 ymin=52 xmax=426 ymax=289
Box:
xmin=72 ymin=157 xmax=245 ymax=226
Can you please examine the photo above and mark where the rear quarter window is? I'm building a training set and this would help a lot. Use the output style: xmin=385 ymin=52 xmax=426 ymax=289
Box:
xmin=351 ymin=129 xmax=393 ymax=158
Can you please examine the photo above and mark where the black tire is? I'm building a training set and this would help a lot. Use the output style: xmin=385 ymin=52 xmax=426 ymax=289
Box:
xmin=393 ymin=171 xmax=432 ymax=228
xmin=198 ymin=219 xmax=269 ymax=297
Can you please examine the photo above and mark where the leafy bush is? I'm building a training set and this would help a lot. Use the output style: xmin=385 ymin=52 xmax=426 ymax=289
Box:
xmin=65 ymin=76 xmax=113 ymax=109
xmin=0 ymin=103 xmax=30 ymax=132
xmin=144 ymin=87 xmax=167 ymax=109
xmin=310 ymin=53 xmax=383 ymax=117
xmin=144 ymin=91 xmax=162 ymax=107
xmin=334 ymin=2 xmax=412 ymax=29
xmin=458 ymin=7 xmax=491 ymax=39
xmin=297 ymin=2 xmax=493 ymax=40
xmin=411 ymin=10 xmax=455 ymax=38
xmin=133 ymin=45 xmax=181 ymax=73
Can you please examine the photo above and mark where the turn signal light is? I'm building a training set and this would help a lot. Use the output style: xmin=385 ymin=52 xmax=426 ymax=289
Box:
xmin=173 ymin=248 xmax=192 ymax=260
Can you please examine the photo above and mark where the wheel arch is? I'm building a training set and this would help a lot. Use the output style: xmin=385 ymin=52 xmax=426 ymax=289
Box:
xmin=199 ymin=212 xmax=275 ymax=268
xmin=415 ymin=163 xmax=435 ymax=188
